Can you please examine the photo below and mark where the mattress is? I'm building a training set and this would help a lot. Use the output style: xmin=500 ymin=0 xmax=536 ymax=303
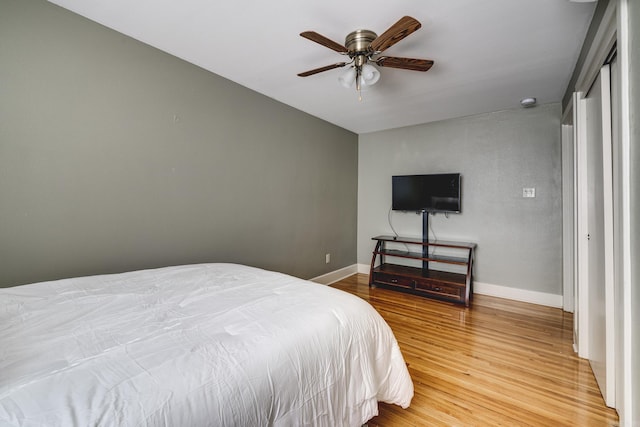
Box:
xmin=0 ymin=263 xmax=413 ymax=426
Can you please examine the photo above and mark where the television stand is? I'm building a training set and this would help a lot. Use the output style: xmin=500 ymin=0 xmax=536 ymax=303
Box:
xmin=369 ymin=235 xmax=476 ymax=306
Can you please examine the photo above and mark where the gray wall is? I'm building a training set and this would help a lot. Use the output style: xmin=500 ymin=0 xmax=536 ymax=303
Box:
xmin=358 ymin=104 xmax=562 ymax=294
xmin=0 ymin=0 xmax=358 ymax=287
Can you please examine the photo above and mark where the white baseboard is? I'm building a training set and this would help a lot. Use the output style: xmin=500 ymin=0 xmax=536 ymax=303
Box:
xmin=357 ymin=263 xmax=370 ymax=274
xmin=353 ymin=264 xmax=562 ymax=308
xmin=474 ymin=281 xmax=563 ymax=308
xmin=311 ymin=264 xmax=359 ymax=285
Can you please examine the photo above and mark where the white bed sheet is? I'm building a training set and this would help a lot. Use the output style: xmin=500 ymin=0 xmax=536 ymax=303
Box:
xmin=0 ymin=263 xmax=413 ymax=426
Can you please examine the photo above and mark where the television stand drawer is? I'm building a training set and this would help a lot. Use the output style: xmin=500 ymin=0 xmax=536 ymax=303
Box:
xmin=413 ymin=278 xmax=464 ymax=300
xmin=373 ymin=272 xmax=414 ymax=289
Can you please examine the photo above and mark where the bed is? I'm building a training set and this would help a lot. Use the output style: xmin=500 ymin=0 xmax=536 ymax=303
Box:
xmin=0 ymin=263 xmax=413 ymax=426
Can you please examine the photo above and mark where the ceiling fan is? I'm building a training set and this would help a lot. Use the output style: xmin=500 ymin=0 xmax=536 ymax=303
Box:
xmin=297 ymin=16 xmax=434 ymax=97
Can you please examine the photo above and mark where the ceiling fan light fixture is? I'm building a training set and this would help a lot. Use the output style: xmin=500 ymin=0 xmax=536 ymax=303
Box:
xmin=338 ymin=63 xmax=380 ymax=91
xmin=360 ymin=63 xmax=381 ymax=86
xmin=338 ymin=67 xmax=357 ymax=88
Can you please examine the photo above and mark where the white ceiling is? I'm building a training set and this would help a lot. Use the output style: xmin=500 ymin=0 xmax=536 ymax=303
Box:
xmin=48 ymin=0 xmax=596 ymax=134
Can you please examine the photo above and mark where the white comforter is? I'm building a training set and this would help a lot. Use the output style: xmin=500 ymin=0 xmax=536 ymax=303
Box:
xmin=0 ymin=263 xmax=413 ymax=426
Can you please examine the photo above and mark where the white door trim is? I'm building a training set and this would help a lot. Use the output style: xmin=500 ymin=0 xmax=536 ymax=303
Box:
xmin=574 ymin=91 xmax=589 ymax=358
xmin=599 ymin=63 xmax=616 ymax=408
xmin=617 ymin=0 xmax=633 ymax=423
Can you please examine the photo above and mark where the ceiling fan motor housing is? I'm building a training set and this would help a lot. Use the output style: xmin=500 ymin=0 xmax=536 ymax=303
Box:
xmin=345 ymin=29 xmax=378 ymax=56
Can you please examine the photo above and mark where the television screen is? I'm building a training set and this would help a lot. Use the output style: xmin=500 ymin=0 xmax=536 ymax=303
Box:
xmin=392 ymin=173 xmax=461 ymax=213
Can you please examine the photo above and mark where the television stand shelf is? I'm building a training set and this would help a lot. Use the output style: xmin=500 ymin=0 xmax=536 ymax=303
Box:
xmin=369 ymin=235 xmax=476 ymax=306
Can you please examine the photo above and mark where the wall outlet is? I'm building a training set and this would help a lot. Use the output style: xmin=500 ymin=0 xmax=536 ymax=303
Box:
xmin=523 ymin=187 xmax=536 ymax=198
xmin=325 ymin=253 xmax=331 ymax=264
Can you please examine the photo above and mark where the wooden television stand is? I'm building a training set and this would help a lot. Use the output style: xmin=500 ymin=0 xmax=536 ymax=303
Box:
xmin=369 ymin=234 xmax=476 ymax=306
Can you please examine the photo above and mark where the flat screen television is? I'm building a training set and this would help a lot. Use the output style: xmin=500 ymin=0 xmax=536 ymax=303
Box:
xmin=392 ymin=173 xmax=461 ymax=213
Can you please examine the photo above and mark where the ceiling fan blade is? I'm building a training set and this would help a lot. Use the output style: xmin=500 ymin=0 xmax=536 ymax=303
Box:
xmin=375 ymin=56 xmax=434 ymax=72
xmin=369 ymin=16 xmax=422 ymax=53
xmin=300 ymin=31 xmax=349 ymax=54
xmin=297 ymin=62 xmax=348 ymax=77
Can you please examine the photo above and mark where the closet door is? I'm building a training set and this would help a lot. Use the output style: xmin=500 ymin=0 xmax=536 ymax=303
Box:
xmin=582 ymin=63 xmax=615 ymax=407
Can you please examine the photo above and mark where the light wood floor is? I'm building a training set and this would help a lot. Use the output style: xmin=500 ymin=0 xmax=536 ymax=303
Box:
xmin=331 ymin=274 xmax=619 ymax=427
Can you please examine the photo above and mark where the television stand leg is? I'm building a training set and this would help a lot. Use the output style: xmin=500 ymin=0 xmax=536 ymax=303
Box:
xmin=422 ymin=211 xmax=429 ymax=271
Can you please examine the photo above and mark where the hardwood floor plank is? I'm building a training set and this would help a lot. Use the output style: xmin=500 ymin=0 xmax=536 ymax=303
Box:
xmin=331 ymin=274 xmax=619 ymax=426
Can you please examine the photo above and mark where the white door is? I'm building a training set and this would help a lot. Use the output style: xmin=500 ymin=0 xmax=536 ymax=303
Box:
xmin=581 ymin=64 xmax=615 ymax=407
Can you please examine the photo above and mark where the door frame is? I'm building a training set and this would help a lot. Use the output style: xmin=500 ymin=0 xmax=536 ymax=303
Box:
xmin=573 ymin=91 xmax=589 ymax=358
xmin=561 ymin=123 xmax=574 ymax=314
